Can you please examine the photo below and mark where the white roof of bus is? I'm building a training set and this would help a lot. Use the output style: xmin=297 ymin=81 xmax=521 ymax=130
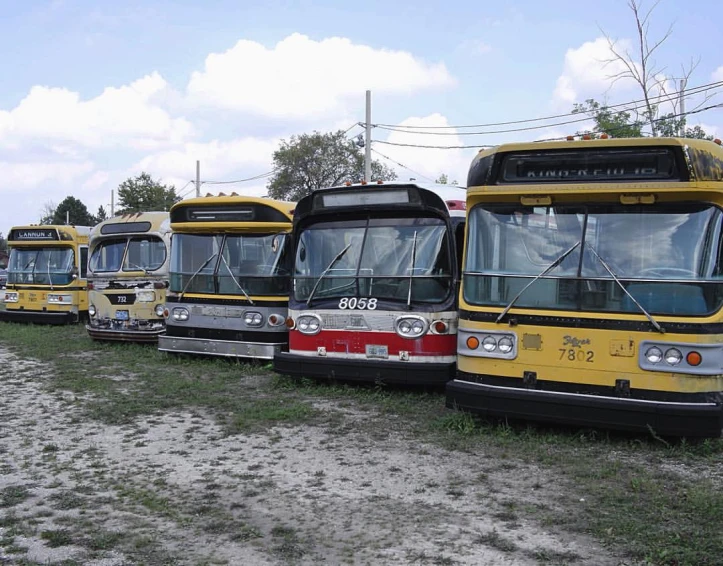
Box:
xmin=325 ymin=182 xmax=466 ymax=216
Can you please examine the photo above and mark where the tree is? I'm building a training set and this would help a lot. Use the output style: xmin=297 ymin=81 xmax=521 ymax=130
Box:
xmin=572 ymin=1 xmax=715 ymax=139
xmin=116 ymin=172 xmax=180 ymax=215
xmin=266 ymin=130 xmax=397 ymax=201
xmin=94 ymin=205 xmax=109 ymax=224
xmin=51 ymin=196 xmax=96 ymax=226
xmin=39 ymin=201 xmax=56 ymax=225
xmin=435 ymin=174 xmax=459 ymax=185
xmin=0 ymin=232 xmax=6 ymax=253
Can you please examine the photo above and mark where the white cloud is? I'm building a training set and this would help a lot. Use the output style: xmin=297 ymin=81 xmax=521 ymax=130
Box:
xmin=187 ymin=33 xmax=455 ymax=118
xmin=374 ymin=114 xmax=476 ymax=186
xmin=552 ymin=37 xmax=635 ymax=106
xmin=713 ymin=66 xmax=723 ymax=82
xmin=0 ymin=73 xmax=193 ymax=150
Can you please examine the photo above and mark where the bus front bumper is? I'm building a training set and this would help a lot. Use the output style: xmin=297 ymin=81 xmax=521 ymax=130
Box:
xmin=446 ymin=378 xmax=723 ymax=438
xmin=86 ymin=325 xmax=165 ymax=343
xmin=157 ymin=335 xmax=284 ymax=360
xmin=0 ymin=309 xmax=78 ymax=325
xmin=274 ymin=351 xmax=455 ymax=385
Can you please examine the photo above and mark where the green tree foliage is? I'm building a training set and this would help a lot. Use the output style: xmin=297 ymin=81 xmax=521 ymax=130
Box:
xmin=38 ymin=201 xmax=56 ymax=225
xmin=116 ymin=172 xmax=180 ymax=215
xmin=435 ymin=174 xmax=459 ymax=185
xmin=51 ymin=196 xmax=96 ymax=226
xmin=266 ymin=130 xmax=397 ymax=201
xmin=0 ymin=232 xmax=7 ymax=254
xmin=573 ymin=99 xmax=714 ymax=139
xmin=94 ymin=205 xmax=109 ymax=224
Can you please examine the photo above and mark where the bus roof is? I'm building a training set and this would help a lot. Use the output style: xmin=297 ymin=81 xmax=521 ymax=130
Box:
xmin=297 ymin=182 xmax=466 ymax=220
xmin=468 ymin=137 xmax=723 ymax=187
xmin=90 ymin=211 xmax=171 ymax=239
xmin=169 ymin=194 xmax=295 ymax=231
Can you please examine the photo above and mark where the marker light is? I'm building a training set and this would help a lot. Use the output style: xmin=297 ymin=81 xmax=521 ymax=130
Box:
xmin=466 ymin=336 xmax=480 ymax=350
xmin=686 ymin=351 xmax=702 ymax=366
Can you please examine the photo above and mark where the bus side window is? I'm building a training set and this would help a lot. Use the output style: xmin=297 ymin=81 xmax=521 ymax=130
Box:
xmin=80 ymin=247 xmax=88 ymax=279
xmin=455 ymin=222 xmax=465 ymax=279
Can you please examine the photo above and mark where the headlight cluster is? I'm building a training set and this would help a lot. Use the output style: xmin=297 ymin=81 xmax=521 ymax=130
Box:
xmin=136 ymin=290 xmax=156 ymax=303
xmin=464 ymin=333 xmax=516 ymax=356
xmin=172 ymin=307 xmax=189 ymax=321
xmin=395 ymin=316 xmax=427 ymax=338
xmin=89 ymin=304 xmax=97 ymax=317
xmin=296 ymin=315 xmax=321 ymax=335
xmin=244 ymin=311 xmax=263 ymax=327
xmin=47 ymin=294 xmax=72 ymax=304
xmin=644 ymin=346 xmax=700 ymax=367
xmin=4 ymin=292 xmax=19 ymax=303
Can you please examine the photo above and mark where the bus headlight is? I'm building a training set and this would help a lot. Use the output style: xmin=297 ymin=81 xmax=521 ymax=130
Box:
xmin=172 ymin=307 xmax=189 ymax=321
xmin=244 ymin=311 xmax=263 ymax=327
xmin=137 ymin=290 xmax=156 ymax=302
xmin=644 ymin=346 xmax=663 ymax=364
xmin=664 ymin=348 xmax=682 ymax=366
xmin=4 ymin=292 xmax=19 ymax=303
xmin=296 ymin=314 xmax=321 ymax=335
xmin=498 ymin=336 xmax=514 ymax=354
xmin=47 ymin=293 xmax=72 ymax=304
xmin=395 ymin=316 xmax=427 ymax=338
xmin=88 ymin=304 xmax=97 ymax=317
xmin=154 ymin=304 xmax=165 ymax=317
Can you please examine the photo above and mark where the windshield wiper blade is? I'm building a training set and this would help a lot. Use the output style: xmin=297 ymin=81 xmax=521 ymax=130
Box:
xmin=406 ymin=230 xmax=418 ymax=308
xmin=306 ymin=243 xmax=352 ymax=307
xmin=127 ymin=262 xmax=150 ymax=275
xmin=496 ymin=241 xmax=581 ymax=323
xmin=220 ymin=254 xmax=254 ymax=305
xmin=584 ymin=243 xmax=664 ymax=334
xmin=180 ymin=253 xmax=218 ymax=300
xmin=46 ymin=255 xmax=53 ymax=290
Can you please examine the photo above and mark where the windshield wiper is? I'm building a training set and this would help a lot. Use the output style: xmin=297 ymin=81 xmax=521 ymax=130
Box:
xmin=219 ymin=254 xmax=254 ymax=305
xmin=180 ymin=253 xmax=218 ymax=300
xmin=406 ymin=231 xmax=418 ymax=308
xmin=584 ymin=243 xmax=664 ymax=334
xmin=496 ymin=241 xmax=581 ymax=323
xmin=127 ymin=262 xmax=150 ymax=275
xmin=306 ymin=243 xmax=352 ymax=307
xmin=46 ymin=256 xmax=54 ymax=290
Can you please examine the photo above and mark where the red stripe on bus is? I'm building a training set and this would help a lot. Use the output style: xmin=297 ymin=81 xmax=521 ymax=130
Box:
xmin=289 ymin=330 xmax=456 ymax=356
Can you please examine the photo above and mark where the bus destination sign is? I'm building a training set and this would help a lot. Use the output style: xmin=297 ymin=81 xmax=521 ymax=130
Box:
xmin=500 ymin=148 xmax=680 ymax=183
xmin=9 ymin=228 xmax=59 ymax=241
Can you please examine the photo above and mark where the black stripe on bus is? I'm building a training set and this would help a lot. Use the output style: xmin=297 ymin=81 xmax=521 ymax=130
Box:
xmin=165 ymin=326 xmax=286 ymax=342
xmin=459 ymin=309 xmax=723 ymax=335
xmin=6 ymin=285 xmax=87 ymax=291
xmin=165 ymin=295 xmax=288 ymax=308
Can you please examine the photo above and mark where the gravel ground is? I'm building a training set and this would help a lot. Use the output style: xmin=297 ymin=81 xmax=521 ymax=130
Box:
xmin=0 ymin=345 xmax=632 ymax=566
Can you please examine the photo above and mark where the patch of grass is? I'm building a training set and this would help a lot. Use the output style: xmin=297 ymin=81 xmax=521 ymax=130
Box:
xmin=228 ymin=398 xmax=318 ymax=432
xmin=271 ymin=525 xmax=306 ymax=561
xmin=86 ymin=529 xmax=123 ymax=551
xmin=474 ymin=530 xmax=518 ymax=553
xmin=40 ymin=529 xmax=73 ymax=547
xmin=1 ymin=484 xmax=32 ymax=508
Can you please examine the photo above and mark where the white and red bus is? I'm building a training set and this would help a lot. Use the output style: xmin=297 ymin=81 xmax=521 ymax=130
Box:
xmin=273 ymin=182 xmax=466 ymax=385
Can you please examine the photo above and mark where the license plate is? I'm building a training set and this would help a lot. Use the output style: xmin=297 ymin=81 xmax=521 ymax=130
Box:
xmin=115 ymin=310 xmax=129 ymax=321
xmin=365 ymin=345 xmax=388 ymax=359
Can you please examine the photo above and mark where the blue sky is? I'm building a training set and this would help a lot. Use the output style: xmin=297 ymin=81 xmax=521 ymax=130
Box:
xmin=1 ymin=0 xmax=722 ymax=234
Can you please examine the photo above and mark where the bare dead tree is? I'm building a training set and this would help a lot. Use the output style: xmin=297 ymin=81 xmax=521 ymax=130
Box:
xmin=601 ymin=0 xmax=712 ymax=136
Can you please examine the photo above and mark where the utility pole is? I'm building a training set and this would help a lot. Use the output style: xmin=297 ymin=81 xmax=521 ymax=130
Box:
xmin=679 ymin=78 xmax=687 ymax=137
xmin=196 ymin=160 xmax=201 ymax=197
xmin=364 ymin=90 xmax=371 ymax=183
xmin=110 ymin=190 xmax=115 ymax=216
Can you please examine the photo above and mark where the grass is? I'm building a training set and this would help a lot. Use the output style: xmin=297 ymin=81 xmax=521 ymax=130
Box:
xmin=2 ymin=322 xmax=723 ymax=566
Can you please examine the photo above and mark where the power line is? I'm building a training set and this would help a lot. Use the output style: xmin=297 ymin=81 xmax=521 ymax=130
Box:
xmin=177 ymin=180 xmax=195 ymax=199
xmin=374 ymin=80 xmax=723 ymax=130
xmin=370 ymin=148 xmax=436 ymax=182
xmin=202 ymin=171 xmax=276 ymax=185
xmin=371 ymin=103 xmax=723 ymax=150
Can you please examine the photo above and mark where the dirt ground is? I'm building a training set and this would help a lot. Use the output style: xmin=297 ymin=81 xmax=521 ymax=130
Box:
xmin=0 ymin=345 xmax=633 ymax=566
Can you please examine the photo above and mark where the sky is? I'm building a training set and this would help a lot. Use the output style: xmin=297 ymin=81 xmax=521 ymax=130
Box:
xmin=1 ymin=0 xmax=722 ymax=235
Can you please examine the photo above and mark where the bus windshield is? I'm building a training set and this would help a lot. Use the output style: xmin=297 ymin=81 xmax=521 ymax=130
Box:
xmin=464 ymin=202 xmax=723 ymax=316
xmin=90 ymin=236 xmax=167 ymax=273
xmin=170 ymin=233 xmax=289 ymax=296
xmin=8 ymin=247 xmax=75 ymax=285
xmin=294 ymin=217 xmax=452 ymax=303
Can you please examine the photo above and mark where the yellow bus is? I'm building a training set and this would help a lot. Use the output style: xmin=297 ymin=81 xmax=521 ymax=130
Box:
xmin=86 ymin=212 xmax=171 ymax=342
xmin=1 ymin=225 xmax=91 ymax=324
xmin=158 ymin=195 xmax=295 ymax=359
xmin=447 ymin=136 xmax=723 ymax=437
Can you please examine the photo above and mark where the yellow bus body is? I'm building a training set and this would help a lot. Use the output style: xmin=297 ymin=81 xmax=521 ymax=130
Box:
xmin=158 ymin=195 xmax=295 ymax=359
xmin=1 ymin=225 xmax=91 ymax=324
xmin=86 ymin=212 xmax=172 ymax=342
xmin=448 ymin=137 xmax=723 ymax=437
